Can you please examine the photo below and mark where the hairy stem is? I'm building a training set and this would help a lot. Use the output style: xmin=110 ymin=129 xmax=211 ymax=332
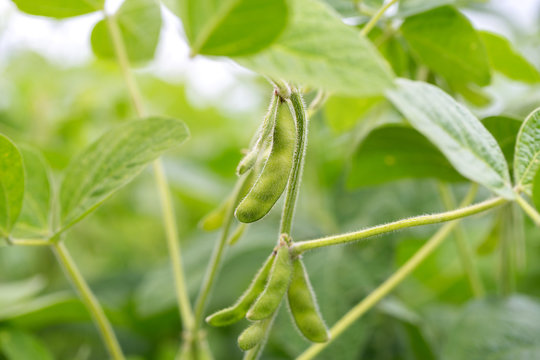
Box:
xmin=52 ymin=242 xmax=125 ymax=360
xmin=292 ymin=195 xmax=507 ymax=255
xmin=297 ymin=185 xmax=478 ymax=360
xmin=280 ymin=90 xmax=309 ymax=235
xmin=515 ymin=193 xmax=540 ymax=226
xmin=105 ymin=12 xmax=195 ymax=330
xmin=437 ymin=183 xmax=485 ymax=297
xmin=360 ymin=0 xmax=400 ymax=37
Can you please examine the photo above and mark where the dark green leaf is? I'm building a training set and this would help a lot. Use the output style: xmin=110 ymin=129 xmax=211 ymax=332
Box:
xmin=236 ymin=0 xmax=394 ymax=96
xmin=91 ymin=0 xmax=162 ymax=63
xmin=59 ymin=117 xmax=189 ymax=231
xmin=442 ymin=295 xmax=540 ymax=360
xmin=0 ymin=329 xmax=54 ymax=360
xmin=0 ymin=134 xmax=25 ymax=237
xmin=514 ymin=107 xmax=540 ymax=195
xmin=10 ymin=0 xmax=104 ymax=18
xmin=166 ymin=0 xmax=289 ymax=56
xmin=348 ymin=125 xmax=464 ymax=188
xmin=480 ymin=31 xmax=540 ymax=83
xmin=386 ymin=79 xmax=514 ymax=199
xmin=533 ymin=169 xmax=540 ymax=211
xmin=482 ymin=116 xmax=522 ymax=167
xmin=401 ymin=6 xmax=491 ymax=85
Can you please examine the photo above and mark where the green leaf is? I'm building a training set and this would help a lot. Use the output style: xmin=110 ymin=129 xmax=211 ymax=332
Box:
xmin=398 ymin=0 xmax=454 ymax=17
xmin=347 ymin=125 xmax=464 ymax=188
xmin=480 ymin=31 xmax=540 ymax=83
xmin=0 ymin=134 xmax=25 ymax=237
xmin=401 ymin=6 xmax=491 ymax=86
xmin=59 ymin=117 xmax=189 ymax=231
xmin=166 ymin=0 xmax=289 ymax=56
xmin=533 ymin=169 xmax=540 ymax=211
xmin=0 ymin=329 xmax=54 ymax=360
xmin=324 ymin=96 xmax=382 ymax=133
xmin=482 ymin=116 xmax=522 ymax=167
xmin=442 ymin=295 xmax=540 ymax=360
xmin=386 ymin=79 xmax=514 ymax=199
xmin=10 ymin=0 xmax=104 ymax=18
xmin=91 ymin=0 xmax=162 ymax=63
xmin=514 ymin=107 xmax=540 ymax=195
xmin=15 ymin=147 xmax=51 ymax=236
xmin=235 ymin=0 xmax=394 ymax=96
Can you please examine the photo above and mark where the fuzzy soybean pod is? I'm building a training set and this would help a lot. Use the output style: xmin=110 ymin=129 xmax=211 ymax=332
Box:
xmin=247 ymin=242 xmax=293 ymax=320
xmin=235 ymin=100 xmax=296 ymax=223
xmin=205 ymin=253 xmax=275 ymax=327
xmin=237 ymin=318 xmax=272 ymax=351
xmin=287 ymin=258 xmax=329 ymax=343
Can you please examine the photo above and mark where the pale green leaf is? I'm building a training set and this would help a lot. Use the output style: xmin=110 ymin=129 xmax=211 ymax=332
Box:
xmin=0 ymin=134 xmax=24 ymax=237
xmin=386 ymin=79 xmax=514 ymax=199
xmin=235 ymin=0 xmax=394 ymax=96
xmin=480 ymin=31 xmax=540 ymax=84
xmin=15 ymin=147 xmax=51 ymax=236
xmin=10 ymin=0 xmax=104 ymax=18
xmin=401 ymin=6 xmax=491 ymax=85
xmin=60 ymin=117 xmax=189 ymax=231
xmin=0 ymin=329 xmax=53 ymax=360
xmin=324 ymin=96 xmax=382 ymax=133
xmin=398 ymin=0 xmax=454 ymax=17
xmin=442 ymin=296 xmax=540 ymax=360
xmin=165 ymin=0 xmax=289 ymax=56
xmin=514 ymin=107 xmax=540 ymax=195
xmin=91 ymin=0 xmax=162 ymax=63
xmin=348 ymin=125 xmax=464 ymax=188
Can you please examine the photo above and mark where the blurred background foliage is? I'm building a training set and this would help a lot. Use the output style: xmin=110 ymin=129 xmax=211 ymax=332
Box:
xmin=1 ymin=0 xmax=540 ymax=359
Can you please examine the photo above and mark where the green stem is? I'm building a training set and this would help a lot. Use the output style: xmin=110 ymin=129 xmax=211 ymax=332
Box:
xmin=292 ymin=195 xmax=507 ymax=255
xmin=9 ymin=238 xmax=49 ymax=246
xmin=360 ymin=0 xmax=399 ymax=37
xmin=280 ymin=90 xmax=308 ymax=235
xmin=515 ymin=193 xmax=540 ymax=226
xmin=297 ymin=185 xmax=478 ymax=360
xmin=52 ymin=242 xmax=125 ymax=360
xmin=437 ymin=183 xmax=485 ymax=298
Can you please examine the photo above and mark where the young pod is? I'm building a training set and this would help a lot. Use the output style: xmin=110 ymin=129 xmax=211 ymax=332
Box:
xmin=198 ymin=197 xmax=232 ymax=231
xmin=206 ymin=253 xmax=275 ymax=327
xmin=287 ymin=258 xmax=329 ymax=343
xmin=237 ymin=320 xmax=266 ymax=351
xmin=247 ymin=242 xmax=293 ymax=320
xmin=235 ymin=100 xmax=296 ymax=223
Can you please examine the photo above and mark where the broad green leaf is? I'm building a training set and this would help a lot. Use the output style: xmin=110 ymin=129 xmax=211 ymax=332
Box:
xmin=401 ymin=6 xmax=491 ymax=86
xmin=450 ymin=82 xmax=491 ymax=107
xmin=533 ymin=169 xmax=540 ymax=211
xmin=0 ymin=276 xmax=46 ymax=307
xmin=386 ymin=79 xmax=514 ymax=199
xmin=398 ymin=0 xmax=453 ymax=17
xmin=347 ymin=125 xmax=464 ymax=188
xmin=60 ymin=117 xmax=189 ymax=231
xmin=10 ymin=0 xmax=104 ymax=18
xmin=324 ymin=96 xmax=382 ymax=133
xmin=442 ymin=295 xmax=540 ymax=360
xmin=0 ymin=329 xmax=54 ymax=360
xmin=15 ymin=147 xmax=51 ymax=235
xmin=480 ymin=31 xmax=540 ymax=83
xmin=235 ymin=0 xmax=394 ymax=96
xmin=514 ymin=107 xmax=540 ymax=195
xmin=0 ymin=134 xmax=25 ymax=237
xmin=166 ymin=0 xmax=289 ymax=56
xmin=482 ymin=116 xmax=522 ymax=166
xmin=91 ymin=0 xmax=162 ymax=63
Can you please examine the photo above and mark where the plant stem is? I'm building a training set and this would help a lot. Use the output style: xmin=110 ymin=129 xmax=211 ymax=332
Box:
xmin=280 ymin=90 xmax=308 ymax=235
xmin=437 ymin=183 xmax=485 ymax=298
xmin=360 ymin=0 xmax=399 ymax=37
xmin=52 ymin=242 xmax=125 ymax=360
xmin=297 ymin=185 xmax=478 ymax=360
xmin=292 ymin=194 xmax=507 ymax=255
xmin=515 ymin=193 xmax=540 ymax=226
xmin=9 ymin=238 xmax=49 ymax=246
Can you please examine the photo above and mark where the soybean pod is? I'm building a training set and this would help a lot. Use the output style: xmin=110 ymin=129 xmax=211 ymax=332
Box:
xmin=247 ymin=241 xmax=293 ymax=320
xmin=237 ymin=317 xmax=272 ymax=351
xmin=287 ymin=258 xmax=329 ymax=343
xmin=235 ymin=99 xmax=296 ymax=223
xmin=205 ymin=253 xmax=275 ymax=327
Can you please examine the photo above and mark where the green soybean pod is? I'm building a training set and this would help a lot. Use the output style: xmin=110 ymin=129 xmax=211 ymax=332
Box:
xmin=237 ymin=320 xmax=266 ymax=351
xmin=235 ymin=100 xmax=296 ymax=223
xmin=206 ymin=253 xmax=275 ymax=326
xmin=287 ymin=258 xmax=329 ymax=343
xmin=247 ymin=242 xmax=293 ymax=320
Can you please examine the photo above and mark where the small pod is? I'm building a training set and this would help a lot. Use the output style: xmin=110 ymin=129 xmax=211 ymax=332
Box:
xmin=198 ymin=197 xmax=231 ymax=231
xmin=235 ymin=100 xmax=296 ymax=223
xmin=287 ymin=258 xmax=329 ymax=343
xmin=237 ymin=320 xmax=266 ymax=351
xmin=247 ymin=242 xmax=293 ymax=320
xmin=206 ymin=253 xmax=275 ymax=327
